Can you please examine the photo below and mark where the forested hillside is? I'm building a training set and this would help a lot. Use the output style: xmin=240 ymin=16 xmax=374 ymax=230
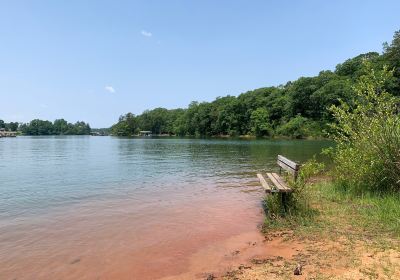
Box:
xmin=111 ymin=30 xmax=400 ymax=138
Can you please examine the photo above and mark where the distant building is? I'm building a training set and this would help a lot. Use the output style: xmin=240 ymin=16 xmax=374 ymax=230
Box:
xmin=90 ymin=132 xmax=106 ymax=136
xmin=0 ymin=128 xmax=17 ymax=137
xmin=139 ymin=131 xmax=152 ymax=136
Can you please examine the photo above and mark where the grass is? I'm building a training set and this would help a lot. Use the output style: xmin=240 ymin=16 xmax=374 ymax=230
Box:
xmin=263 ymin=180 xmax=400 ymax=239
xmin=222 ymin=179 xmax=400 ymax=279
xmin=318 ymin=182 xmax=400 ymax=237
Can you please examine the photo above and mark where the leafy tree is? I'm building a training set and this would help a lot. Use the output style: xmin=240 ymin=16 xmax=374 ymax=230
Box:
xmin=383 ymin=30 xmax=400 ymax=95
xmin=111 ymin=113 xmax=138 ymax=136
xmin=21 ymin=119 xmax=54 ymax=135
xmin=53 ymin=119 xmax=69 ymax=134
xmin=8 ymin=122 xmax=19 ymax=131
xmin=20 ymin=119 xmax=91 ymax=135
xmin=109 ymin=30 xmax=400 ymax=139
xmin=250 ymin=108 xmax=272 ymax=136
xmin=330 ymin=62 xmax=400 ymax=192
xmin=276 ymin=115 xmax=309 ymax=139
xmin=335 ymin=52 xmax=380 ymax=79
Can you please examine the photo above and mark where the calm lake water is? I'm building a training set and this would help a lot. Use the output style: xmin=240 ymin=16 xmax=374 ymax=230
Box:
xmin=0 ymin=136 xmax=332 ymax=279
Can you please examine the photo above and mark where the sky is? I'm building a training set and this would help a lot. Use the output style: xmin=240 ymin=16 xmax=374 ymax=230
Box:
xmin=1 ymin=0 xmax=399 ymax=128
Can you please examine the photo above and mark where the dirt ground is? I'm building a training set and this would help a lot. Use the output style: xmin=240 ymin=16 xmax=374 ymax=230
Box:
xmin=220 ymin=230 xmax=400 ymax=280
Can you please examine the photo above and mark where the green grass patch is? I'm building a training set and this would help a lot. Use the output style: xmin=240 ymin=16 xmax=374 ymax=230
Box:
xmin=319 ymin=182 xmax=400 ymax=237
xmin=263 ymin=180 xmax=400 ymax=240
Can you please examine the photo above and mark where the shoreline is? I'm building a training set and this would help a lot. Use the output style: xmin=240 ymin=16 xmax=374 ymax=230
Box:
xmin=218 ymin=179 xmax=400 ymax=280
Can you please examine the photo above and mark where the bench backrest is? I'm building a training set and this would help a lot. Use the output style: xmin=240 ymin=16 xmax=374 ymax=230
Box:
xmin=277 ymin=155 xmax=300 ymax=180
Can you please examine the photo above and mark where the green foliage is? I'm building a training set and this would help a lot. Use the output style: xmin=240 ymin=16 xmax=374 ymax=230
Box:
xmin=20 ymin=119 xmax=54 ymax=135
xmin=276 ymin=115 xmax=309 ymax=138
xmin=110 ymin=30 xmax=400 ymax=139
xmin=383 ymin=30 xmax=400 ymax=95
xmin=250 ymin=108 xmax=272 ymax=136
xmin=111 ymin=113 xmax=139 ymax=136
xmin=264 ymin=158 xmax=324 ymax=227
xmin=335 ymin=52 xmax=380 ymax=79
xmin=0 ymin=120 xmax=19 ymax=131
xmin=275 ymin=116 xmax=325 ymax=139
xmin=329 ymin=62 xmax=400 ymax=193
xmin=20 ymin=119 xmax=91 ymax=135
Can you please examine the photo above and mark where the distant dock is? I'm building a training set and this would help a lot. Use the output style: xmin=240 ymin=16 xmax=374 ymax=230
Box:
xmin=0 ymin=128 xmax=17 ymax=137
xmin=139 ymin=131 xmax=152 ymax=136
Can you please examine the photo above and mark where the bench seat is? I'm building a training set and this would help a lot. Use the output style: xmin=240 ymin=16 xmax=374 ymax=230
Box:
xmin=266 ymin=172 xmax=292 ymax=193
xmin=257 ymin=173 xmax=272 ymax=193
xmin=257 ymin=172 xmax=292 ymax=193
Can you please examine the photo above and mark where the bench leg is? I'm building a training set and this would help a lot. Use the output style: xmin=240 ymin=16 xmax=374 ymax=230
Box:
xmin=280 ymin=193 xmax=288 ymax=213
xmin=278 ymin=171 xmax=291 ymax=213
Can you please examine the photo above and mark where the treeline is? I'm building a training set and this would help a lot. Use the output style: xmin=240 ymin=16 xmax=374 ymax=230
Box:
xmin=20 ymin=119 xmax=91 ymax=135
xmin=0 ymin=120 xmax=19 ymax=131
xmin=0 ymin=119 xmax=91 ymax=135
xmin=111 ymin=30 xmax=400 ymax=138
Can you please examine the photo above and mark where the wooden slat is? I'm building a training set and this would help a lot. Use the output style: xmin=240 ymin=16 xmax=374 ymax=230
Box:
xmin=277 ymin=155 xmax=299 ymax=170
xmin=257 ymin=173 xmax=272 ymax=193
xmin=277 ymin=160 xmax=297 ymax=176
xmin=267 ymin=173 xmax=292 ymax=193
xmin=266 ymin=172 xmax=284 ymax=192
xmin=272 ymin=173 xmax=292 ymax=192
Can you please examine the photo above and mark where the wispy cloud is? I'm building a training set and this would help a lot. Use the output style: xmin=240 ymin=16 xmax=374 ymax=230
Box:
xmin=105 ymin=85 xmax=116 ymax=93
xmin=141 ymin=30 xmax=152 ymax=37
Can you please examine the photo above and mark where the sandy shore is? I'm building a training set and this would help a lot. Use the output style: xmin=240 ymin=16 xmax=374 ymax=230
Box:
xmin=159 ymin=229 xmax=302 ymax=280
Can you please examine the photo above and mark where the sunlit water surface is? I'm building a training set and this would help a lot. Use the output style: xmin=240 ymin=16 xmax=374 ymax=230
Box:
xmin=0 ymin=136 xmax=332 ymax=279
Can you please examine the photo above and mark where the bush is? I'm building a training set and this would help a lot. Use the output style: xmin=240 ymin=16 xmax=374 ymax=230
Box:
xmin=275 ymin=115 xmax=308 ymax=138
xmin=250 ymin=108 xmax=273 ymax=136
xmin=329 ymin=62 xmax=400 ymax=193
xmin=264 ymin=158 xmax=324 ymax=225
xmin=276 ymin=116 xmax=324 ymax=138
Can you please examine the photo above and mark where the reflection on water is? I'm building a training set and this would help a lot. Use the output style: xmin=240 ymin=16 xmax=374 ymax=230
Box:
xmin=0 ymin=136 xmax=332 ymax=279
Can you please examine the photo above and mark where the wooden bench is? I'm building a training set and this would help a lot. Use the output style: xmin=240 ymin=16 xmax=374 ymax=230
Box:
xmin=257 ymin=155 xmax=300 ymax=194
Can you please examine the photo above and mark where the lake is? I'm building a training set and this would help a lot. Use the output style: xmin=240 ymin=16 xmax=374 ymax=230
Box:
xmin=0 ymin=136 xmax=332 ymax=279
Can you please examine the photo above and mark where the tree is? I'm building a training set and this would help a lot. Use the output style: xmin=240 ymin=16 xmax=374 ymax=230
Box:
xmin=22 ymin=119 xmax=54 ymax=135
xmin=111 ymin=113 xmax=138 ymax=136
xmin=53 ymin=119 xmax=69 ymax=134
xmin=250 ymin=108 xmax=272 ymax=136
xmin=276 ymin=115 xmax=309 ymax=139
xmin=20 ymin=119 xmax=91 ymax=135
xmin=109 ymin=30 xmax=400 ymax=139
xmin=335 ymin=52 xmax=380 ymax=79
xmin=7 ymin=122 xmax=19 ymax=131
xmin=383 ymin=30 xmax=400 ymax=95
xmin=330 ymin=62 xmax=400 ymax=192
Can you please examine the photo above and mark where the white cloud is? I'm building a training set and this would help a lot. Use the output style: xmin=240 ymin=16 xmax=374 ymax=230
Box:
xmin=105 ymin=85 xmax=116 ymax=93
xmin=141 ymin=30 xmax=152 ymax=37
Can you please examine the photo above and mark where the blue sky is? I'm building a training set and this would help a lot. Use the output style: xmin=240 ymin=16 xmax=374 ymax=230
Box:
xmin=1 ymin=0 xmax=399 ymax=127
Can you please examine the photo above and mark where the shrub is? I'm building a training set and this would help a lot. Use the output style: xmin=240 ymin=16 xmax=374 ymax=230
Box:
xmin=329 ymin=62 xmax=400 ymax=193
xmin=250 ymin=108 xmax=273 ymax=136
xmin=276 ymin=116 xmax=324 ymax=138
xmin=275 ymin=115 xmax=307 ymax=138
